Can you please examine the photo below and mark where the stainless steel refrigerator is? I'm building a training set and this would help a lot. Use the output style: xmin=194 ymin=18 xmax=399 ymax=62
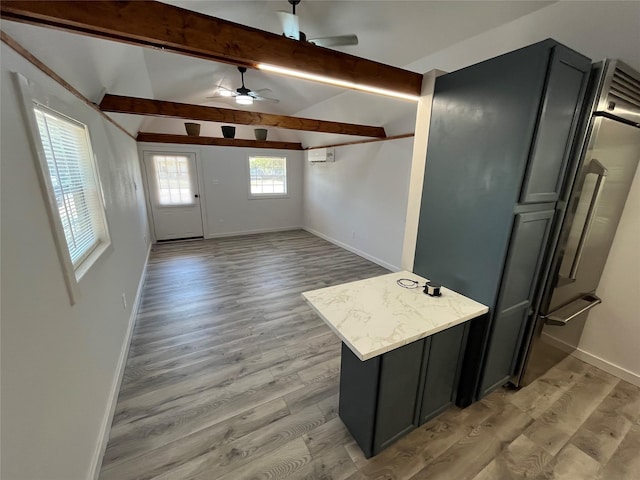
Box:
xmin=516 ymin=59 xmax=640 ymax=386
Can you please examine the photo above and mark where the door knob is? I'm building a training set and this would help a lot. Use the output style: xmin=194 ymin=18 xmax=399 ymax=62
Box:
xmin=194 ymin=194 xmax=199 ymax=198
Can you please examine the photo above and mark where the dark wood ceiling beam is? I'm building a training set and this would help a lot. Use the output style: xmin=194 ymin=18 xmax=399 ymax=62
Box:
xmin=0 ymin=1 xmax=423 ymax=97
xmin=306 ymin=133 xmax=415 ymax=150
xmin=136 ymin=133 xmax=303 ymax=150
xmin=100 ymin=94 xmax=386 ymax=138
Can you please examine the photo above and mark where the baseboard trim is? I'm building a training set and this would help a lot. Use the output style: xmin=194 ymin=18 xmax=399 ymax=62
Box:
xmin=572 ymin=348 xmax=640 ymax=387
xmin=90 ymin=243 xmax=151 ymax=480
xmin=541 ymin=332 xmax=640 ymax=387
xmin=205 ymin=226 xmax=301 ymax=239
xmin=302 ymin=226 xmax=400 ymax=272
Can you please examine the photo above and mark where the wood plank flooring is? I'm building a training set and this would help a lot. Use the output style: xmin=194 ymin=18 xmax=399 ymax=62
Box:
xmin=99 ymin=230 xmax=640 ymax=480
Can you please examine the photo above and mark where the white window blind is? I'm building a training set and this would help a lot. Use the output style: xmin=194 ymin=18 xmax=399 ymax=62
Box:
xmin=34 ymin=106 xmax=108 ymax=267
xmin=152 ymin=155 xmax=194 ymax=205
xmin=248 ymin=156 xmax=287 ymax=196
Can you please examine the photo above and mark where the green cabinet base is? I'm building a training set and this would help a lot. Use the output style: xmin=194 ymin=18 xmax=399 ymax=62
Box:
xmin=338 ymin=322 xmax=471 ymax=457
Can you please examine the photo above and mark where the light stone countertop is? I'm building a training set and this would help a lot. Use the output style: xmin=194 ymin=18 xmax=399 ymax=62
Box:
xmin=302 ymin=270 xmax=489 ymax=361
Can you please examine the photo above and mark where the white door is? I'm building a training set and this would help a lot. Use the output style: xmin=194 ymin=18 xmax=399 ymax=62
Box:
xmin=144 ymin=152 xmax=204 ymax=240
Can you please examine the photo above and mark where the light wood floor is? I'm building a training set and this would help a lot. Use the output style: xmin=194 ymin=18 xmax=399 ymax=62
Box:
xmin=99 ymin=230 xmax=640 ymax=480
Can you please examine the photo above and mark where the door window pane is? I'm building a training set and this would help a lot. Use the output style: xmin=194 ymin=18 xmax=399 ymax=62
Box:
xmin=152 ymin=155 xmax=194 ymax=205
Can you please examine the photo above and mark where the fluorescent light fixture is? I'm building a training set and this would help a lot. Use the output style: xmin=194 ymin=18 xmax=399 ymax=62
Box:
xmin=257 ymin=63 xmax=420 ymax=102
xmin=236 ymin=94 xmax=254 ymax=105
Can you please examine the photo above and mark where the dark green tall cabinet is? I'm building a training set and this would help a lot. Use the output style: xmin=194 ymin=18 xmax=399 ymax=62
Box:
xmin=413 ymin=39 xmax=591 ymax=404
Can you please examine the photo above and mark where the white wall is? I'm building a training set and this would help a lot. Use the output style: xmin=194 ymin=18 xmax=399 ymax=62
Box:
xmin=401 ymin=70 xmax=445 ymax=271
xmin=303 ymin=138 xmax=413 ymax=271
xmin=297 ymin=78 xmax=418 ymax=271
xmin=1 ymin=43 xmax=150 ymax=480
xmin=138 ymin=143 xmax=303 ymax=238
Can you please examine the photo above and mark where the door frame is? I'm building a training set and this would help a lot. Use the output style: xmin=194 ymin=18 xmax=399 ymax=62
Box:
xmin=138 ymin=146 xmax=208 ymax=243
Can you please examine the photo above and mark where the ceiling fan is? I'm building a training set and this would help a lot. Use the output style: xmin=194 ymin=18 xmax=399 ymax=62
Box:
xmin=277 ymin=0 xmax=359 ymax=47
xmin=208 ymin=67 xmax=279 ymax=105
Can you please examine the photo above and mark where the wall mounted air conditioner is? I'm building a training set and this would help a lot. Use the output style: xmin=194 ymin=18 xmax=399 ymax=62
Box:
xmin=307 ymin=147 xmax=335 ymax=163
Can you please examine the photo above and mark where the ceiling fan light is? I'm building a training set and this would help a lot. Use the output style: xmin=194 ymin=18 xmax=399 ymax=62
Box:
xmin=236 ymin=94 xmax=254 ymax=105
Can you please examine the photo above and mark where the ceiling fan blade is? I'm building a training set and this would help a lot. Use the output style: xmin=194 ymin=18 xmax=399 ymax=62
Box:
xmin=212 ymin=85 xmax=237 ymax=98
xmin=251 ymin=88 xmax=273 ymax=95
xmin=277 ymin=11 xmax=300 ymax=40
xmin=252 ymin=95 xmax=280 ymax=103
xmin=308 ymin=34 xmax=359 ymax=47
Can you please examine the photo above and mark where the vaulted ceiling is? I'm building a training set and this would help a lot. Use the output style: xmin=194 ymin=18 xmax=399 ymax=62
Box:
xmin=0 ymin=1 xmax=553 ymax=145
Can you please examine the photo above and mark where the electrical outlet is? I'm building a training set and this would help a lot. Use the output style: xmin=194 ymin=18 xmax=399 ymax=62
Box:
xmin=122 ymin=293 xmax=127 ymax=310
xmin=352 ymin=231 xmax=356 ymax=239
xmin=143 ymin=234 xmax=147 ymax=245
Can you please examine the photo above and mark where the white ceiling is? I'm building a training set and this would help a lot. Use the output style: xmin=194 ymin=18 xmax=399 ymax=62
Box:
xmin=1 ymin=1 xmax=553 ymax=140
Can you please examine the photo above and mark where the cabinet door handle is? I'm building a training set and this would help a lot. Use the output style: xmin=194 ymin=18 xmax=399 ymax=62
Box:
xmin=568 ymin=159 xmax=608 ymax=281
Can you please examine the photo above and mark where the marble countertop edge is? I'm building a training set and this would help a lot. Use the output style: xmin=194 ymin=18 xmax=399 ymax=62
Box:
xmin=303 ymin=294 xmax=488 ymax=361
xmin=302 ymin=271 xmax=489 ymax=361
xmin=358 ymin=308 xmax=488 ymax=360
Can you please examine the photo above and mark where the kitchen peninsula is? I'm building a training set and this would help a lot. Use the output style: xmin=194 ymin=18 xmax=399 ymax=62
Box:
xmin=303 ymin=271 xmax=488 ymax=457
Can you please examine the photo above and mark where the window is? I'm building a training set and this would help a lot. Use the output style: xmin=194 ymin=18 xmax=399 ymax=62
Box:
xmin=33 ymin=105 xmax=110 ymax=276
xmin=151 ymin=154 xmax=195 ymax=205
xmin=248 ymin=156 xmax=287 ymax=197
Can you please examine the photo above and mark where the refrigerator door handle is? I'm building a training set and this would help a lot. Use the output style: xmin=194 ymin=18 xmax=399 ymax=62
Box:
xmin=543 ymin=294 xmax=602 ymax=326
xmin=568 ymin=159 xmax=608 ymax=280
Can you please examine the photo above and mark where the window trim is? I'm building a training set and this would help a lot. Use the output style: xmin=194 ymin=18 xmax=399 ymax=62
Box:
xmin=14 ymin=72 xmax=112 ymax=304
xmin=246 ymin=154 xmax=289 ymax=199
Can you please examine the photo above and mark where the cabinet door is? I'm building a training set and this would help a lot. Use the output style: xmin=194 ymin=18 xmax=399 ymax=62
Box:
xmin=418 ymin=324 xmax=467 ymax=424
xmin=413 ymin=41 xmax=553 ymax=309
xmin=479 ymin=209 xmax=555 ymax=396
xmin=373 ymin=339 xmax=424 ymax=454
xmin=520 ymin=46 xmax=591 ymax=204
xmin=338 ymin=343 xmax=381 ymax=458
